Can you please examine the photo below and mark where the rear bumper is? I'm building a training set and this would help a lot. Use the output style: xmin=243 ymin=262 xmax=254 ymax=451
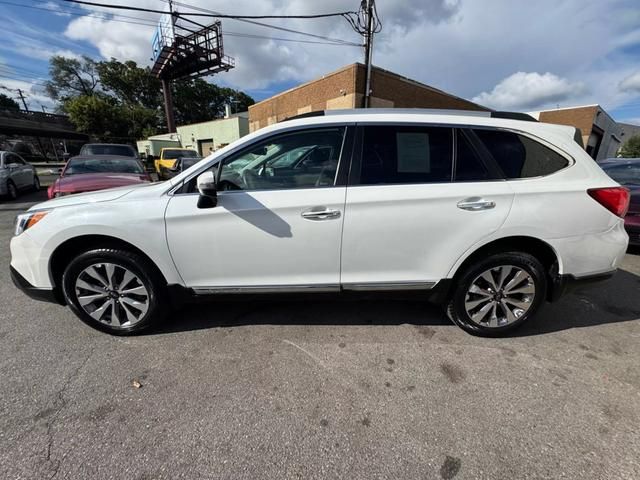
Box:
xmin=549 ymin=269 xmax=616 ymax=302
xmin=10 ymin=265 xmax=65 ymax=305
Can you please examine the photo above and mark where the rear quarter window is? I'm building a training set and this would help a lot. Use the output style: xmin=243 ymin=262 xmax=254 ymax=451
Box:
xmin=473 ymin=129 xmax=569 ymax=179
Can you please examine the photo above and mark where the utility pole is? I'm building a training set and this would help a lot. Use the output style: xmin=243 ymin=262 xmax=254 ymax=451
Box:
xmin=162 ymin=79 xmax=176 ymax=133
xmin=16 ymin=89 xmax=29 ymax=111
xmin=16 ymin=88 xmax=46 ymax=158
xmin=362 ymin=0 xmax=375 ymax=108
xmin=162 ymin=0 xmax=177 ymax=133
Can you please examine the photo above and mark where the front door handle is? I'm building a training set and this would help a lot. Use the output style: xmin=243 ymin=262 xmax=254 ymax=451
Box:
xmin=457 ymin=197 xmax=496 ymax=211
xmin=301 ymin=207 xmax=341 ymax=220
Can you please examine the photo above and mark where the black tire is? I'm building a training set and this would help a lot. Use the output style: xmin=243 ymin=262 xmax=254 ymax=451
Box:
xmin=61 ymin=248 xmax=168 ymax=335
xmin=446 ymin=252 xmax=547 ymax=337
xmin=33 ymin=175 xmax=40 ymax=191
xmin=6 ymin=180 xmax=18 ymax=200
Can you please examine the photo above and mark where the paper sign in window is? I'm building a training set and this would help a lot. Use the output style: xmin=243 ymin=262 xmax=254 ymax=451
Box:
xmin=396 ymin=132 xmax=430 ymax=173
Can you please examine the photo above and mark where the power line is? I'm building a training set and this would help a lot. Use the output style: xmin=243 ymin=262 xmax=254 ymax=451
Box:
xmin=1 ymin=0 xmax=360 ymax=48
xmin=0 ymin=0 xmax=159 ymax=27
xmin=164 ymin=0 xmax=361 ymax=46
xmin=62 ymin=0 xmax=357 ymax=19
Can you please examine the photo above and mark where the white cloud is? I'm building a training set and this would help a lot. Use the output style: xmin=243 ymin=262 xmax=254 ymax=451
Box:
xmin=38 ymin=1 xmax=71 ymax=17
xmin=472 ymin=72 xmax=585 ymax=110
xmin=15 ymin=46 xmax=81 ymax=61
xmin=27 ymin=0 xmax=638 ymax=119
xmin=619 ymin=72 xmax=640 ymax=93
xmin=0 ymin=78 xmax=55 ymax=111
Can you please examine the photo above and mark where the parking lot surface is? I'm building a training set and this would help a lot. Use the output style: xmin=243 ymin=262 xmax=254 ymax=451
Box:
xmin=1 ymin=191 xmax=639 ymax=479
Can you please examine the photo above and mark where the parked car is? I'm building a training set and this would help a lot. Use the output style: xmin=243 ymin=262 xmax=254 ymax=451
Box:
xmin=47 ymin=155 xmax=151 ymax=199
xmin=155 ymin=148 xmax=199 ymax=179
xmin=0 ymin=151 xmax=39 ymax=200
xmin=79 ymin=143 xmax=137 ymax=158
xmin=11 ymin=109 xmax=629 ymax=336
xmin=600 ymin=158 xmax=640 ymax=246
xmin=160 ymin=155 xmax=203 ymax=180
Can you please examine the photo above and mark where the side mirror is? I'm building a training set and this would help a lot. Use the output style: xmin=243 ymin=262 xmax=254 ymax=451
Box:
xmin=197 ymin=171 xmax=217 ymax=208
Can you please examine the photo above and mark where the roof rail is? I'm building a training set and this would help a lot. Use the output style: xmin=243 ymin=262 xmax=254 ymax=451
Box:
xmin=282 ymin=111 xmax=325 ymax=122
xmin=490 ymin=111 xmax=538 ymax=122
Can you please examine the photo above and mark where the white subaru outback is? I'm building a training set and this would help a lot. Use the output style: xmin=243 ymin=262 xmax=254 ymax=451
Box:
xmin=10 ymin=110 xmax=630 ymax=336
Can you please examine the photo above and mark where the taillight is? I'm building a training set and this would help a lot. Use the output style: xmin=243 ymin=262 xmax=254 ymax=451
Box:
xmin=587 ymin=187 xmax=630 ymax=217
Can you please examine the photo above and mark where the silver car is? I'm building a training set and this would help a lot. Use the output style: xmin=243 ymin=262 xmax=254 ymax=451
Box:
xmin=0 ymin=151 xmax=39 ymax=200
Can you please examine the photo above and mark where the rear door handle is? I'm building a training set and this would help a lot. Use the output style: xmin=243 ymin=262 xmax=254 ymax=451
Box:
xmin=457 ymin=197 xmax=496 ymax=211
xmin=301 ymin=207 xmax=341 ymax=220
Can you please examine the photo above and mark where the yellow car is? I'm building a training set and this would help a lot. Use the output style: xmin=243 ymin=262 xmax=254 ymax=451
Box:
xmin=155 ymin=148 xmax=199 ymax=179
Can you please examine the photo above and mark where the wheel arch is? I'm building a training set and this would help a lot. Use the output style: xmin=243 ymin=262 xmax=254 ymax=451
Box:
xmin=446 ymin=235 xmax=562 ymax=301
xmin=49 ymin=234 xmax=169 ymax=293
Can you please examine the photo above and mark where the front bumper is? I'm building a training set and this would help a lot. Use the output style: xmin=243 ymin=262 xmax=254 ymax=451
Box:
xmin=10 ymin=266 xmax=65 ymax=305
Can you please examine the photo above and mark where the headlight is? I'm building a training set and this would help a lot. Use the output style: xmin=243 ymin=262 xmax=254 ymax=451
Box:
xmin=14 ymin=211 xmax=50 ymax=236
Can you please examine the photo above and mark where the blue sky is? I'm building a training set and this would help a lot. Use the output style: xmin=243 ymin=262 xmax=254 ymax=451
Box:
xmin=1 ymin=0 xmax=640 ymax=126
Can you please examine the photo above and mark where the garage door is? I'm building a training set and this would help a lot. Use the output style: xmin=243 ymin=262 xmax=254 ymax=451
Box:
xmin=198 ymin=139 xmax=214 ymax=156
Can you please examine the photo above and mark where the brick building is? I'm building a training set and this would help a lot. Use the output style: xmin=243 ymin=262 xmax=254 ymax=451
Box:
xmin=248 ymin=63 xmax=488 ymax=132
xmin=529 ymin=105 xmax=622 ymax=161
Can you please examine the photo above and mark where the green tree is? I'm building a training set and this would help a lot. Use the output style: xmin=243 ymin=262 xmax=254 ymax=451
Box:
xmin=619 ymin=134 xmax=640 ymax=158
xmin=0 ymin=92 xmax=20 ymax=110
xmin=46 ymin=56 xmax=255 ymax=139
xmin=171 ymin=78 xmax=254 ymax=125
xmin=64 ymin=94 xmax=129 ymax=141
xmin=97 ymin=59 xmax=162 ymax=109
xmin=46 ymin=55 xmax=99 ymax=102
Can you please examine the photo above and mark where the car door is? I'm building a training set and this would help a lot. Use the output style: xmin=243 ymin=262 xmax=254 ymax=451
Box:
xmin=340 ymin=124 xmax=515 ymax=288
xmin=5 ymin=154 xmax=26 ymax=188
xmin=164 ymin=125 xmax=353 ymax=290
xmin=14 ymin=154 xmax=33 ymax=187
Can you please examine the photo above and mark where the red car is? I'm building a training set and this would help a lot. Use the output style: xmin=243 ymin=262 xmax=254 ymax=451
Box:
xmin=600 ymin=158 xmax=640 ymax=246
xmin=48 ymin=155 xmax=152 ymax=199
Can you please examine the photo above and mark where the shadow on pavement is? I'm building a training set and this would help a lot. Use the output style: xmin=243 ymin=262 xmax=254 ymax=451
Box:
xmin=0 ymin=189 xmax=48 ymax=210
xmin=155 ymin=269 xmax=640 ymax=336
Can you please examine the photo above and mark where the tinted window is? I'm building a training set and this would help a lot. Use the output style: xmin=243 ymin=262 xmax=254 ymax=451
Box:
xmin=214 ymin=128 xmax=345 ymax=191
xmin=163 ymin=149 xmax=199 ymax=159
xmin=359 ymin=126 xmax=453 ymax=185
xmin=473 ymin=129 xmax=568 ymax=178
xmin=602 ymin=163 xmax=640 ymax=185
xmin=80 ymin=144 xmax=137 ymax=157
xmin=455 ymin=130 xmax=492 ymax=181
xmin=6 ymin=154 xmax=25 ymax=165
xmin=64 ymin=158 xmax=144 ymax=175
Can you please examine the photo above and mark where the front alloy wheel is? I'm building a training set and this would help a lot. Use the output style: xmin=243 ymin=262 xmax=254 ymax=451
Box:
xmin=74 ymin=263 xmax=150 ymax=329
xmin=7 ymin=181 xmax=17 ymax=200
xmin=62 ymin=248 xmax=167 ymax=335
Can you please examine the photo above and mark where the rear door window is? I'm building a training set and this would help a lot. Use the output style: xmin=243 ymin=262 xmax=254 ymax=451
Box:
xmin=357 ymin=125 xmax=453 ymax=185
xmin=454 ymin=130 xmax=494 ymax=182
xmin=472 ymin=129 xmax=569 ymax=178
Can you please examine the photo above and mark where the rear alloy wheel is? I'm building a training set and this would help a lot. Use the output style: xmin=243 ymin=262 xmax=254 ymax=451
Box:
xmin=6 ymin=181 xmax=18 ymax=200
xmin=447 ymin=252 xmax=547 ymax=336
xmin=62 ymin=249 xmax=167 ymax=335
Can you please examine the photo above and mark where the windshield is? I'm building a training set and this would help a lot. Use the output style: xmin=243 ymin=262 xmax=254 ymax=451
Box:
xmin=164 ymin=149 xmax=198 ymax=160
xmin=64 ymin=158 xmax=144 ymax=176
xmin=80 ymin=144 xmax=136 ymax=157
xmin=602 ymin=162 xmax=640 ymax=185
xmin=181 ymin=157 xmax=202 ymax=169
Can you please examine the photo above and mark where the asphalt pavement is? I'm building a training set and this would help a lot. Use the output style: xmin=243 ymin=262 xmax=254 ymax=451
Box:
xmin=1 ymin=191 xmax=639 ymax=479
